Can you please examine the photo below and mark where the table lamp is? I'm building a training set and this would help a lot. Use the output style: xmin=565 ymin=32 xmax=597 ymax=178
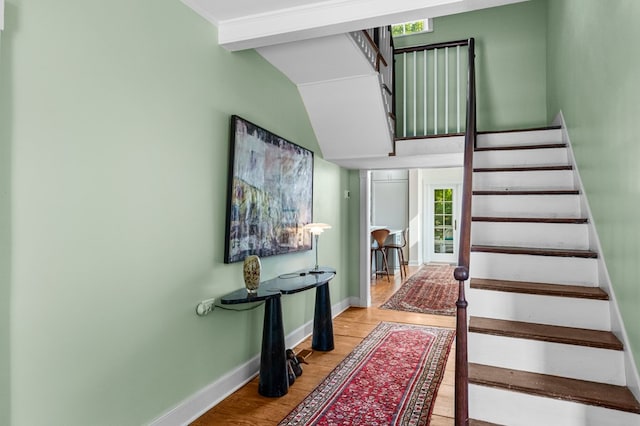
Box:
xmin=304 ymin=223 xmax=331 ymax=274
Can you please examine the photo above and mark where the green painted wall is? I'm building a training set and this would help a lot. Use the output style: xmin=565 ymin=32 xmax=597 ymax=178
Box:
xmin=0 ymin=19 xmax=11 ymax=425
xmin=394 ymin=0 xmax=548 ymax=132
xmin=0 ymin=0 xmax=352 ymax=424
xmin=0 ymin=5 xmax=13 ymax=423
xmin=546 ymin=0 xmax=640 ymax=372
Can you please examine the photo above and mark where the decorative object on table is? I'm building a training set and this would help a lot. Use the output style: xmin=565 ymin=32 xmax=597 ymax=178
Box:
xmin=242 ymin=255 xmax=261 ymax=294
xmin=224 ymin=115 xmax=314 ymax=264
xmin=303 ymin=222 xmax=332 ymax=274
xmin=380 ymin=263 xmax=457 ymax=315
xmin=278 ymin=321 xmax=455 ymax=425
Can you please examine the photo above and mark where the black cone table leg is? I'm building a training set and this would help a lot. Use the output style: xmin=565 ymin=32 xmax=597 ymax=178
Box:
xmin=311 ymin=283 xmax=334 ymax=351
xmin=258 ymin=294 xmax=288 ymax=397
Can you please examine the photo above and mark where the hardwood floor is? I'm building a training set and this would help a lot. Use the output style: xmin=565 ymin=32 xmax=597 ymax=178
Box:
xmin=192 ymin=265 xmax=457 ymax=425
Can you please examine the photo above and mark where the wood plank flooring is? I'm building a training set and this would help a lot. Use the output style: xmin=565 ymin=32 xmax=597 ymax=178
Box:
xmin=192 ymin=265 xmax=457 ymax=425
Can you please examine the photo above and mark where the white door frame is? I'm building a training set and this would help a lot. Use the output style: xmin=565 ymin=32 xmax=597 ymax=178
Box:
xmin=358 ymin=170 xmax=372 ymax=307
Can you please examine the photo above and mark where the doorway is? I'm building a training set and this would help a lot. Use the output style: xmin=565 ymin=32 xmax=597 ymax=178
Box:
xmin=425 ymin=185 xmax=460 ymax=263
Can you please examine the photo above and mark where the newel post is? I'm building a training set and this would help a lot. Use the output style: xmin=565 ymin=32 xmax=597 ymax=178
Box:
xmin=454 ymin=266 xmax=469 ymax=426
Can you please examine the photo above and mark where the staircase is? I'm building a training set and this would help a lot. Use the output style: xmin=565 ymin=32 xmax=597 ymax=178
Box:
xmin=256 ymin=30 xmax=395 ymax=166
xmin=466 ymin=127 xmax=640 ymax=425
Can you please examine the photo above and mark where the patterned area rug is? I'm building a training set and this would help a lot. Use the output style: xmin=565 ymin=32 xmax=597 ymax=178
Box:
xmin=278 ymin=322 xmax=455 ymax=426
xmin=380 ymin=263 xmax=458 ymax=316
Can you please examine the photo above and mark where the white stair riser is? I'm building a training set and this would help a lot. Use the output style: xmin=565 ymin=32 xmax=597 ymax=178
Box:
xmin=473 ymin=170 xmax=574 ymax=190
xmin=469 ymin=333 xmax=625 ymax=385
xmin=467 ymin=288 xmax=610 ymax=330
xmin=472 ymin=194 xmax=581 ymax=218
xmin=469 ymin=384 xmax=640 ymax=426
xmin=470 ymin=252 xmax=598 ymax=285
xmin=395 ymin=135 xmax=464 ymax=157
xmin=472 ymin=222 xmax=589 ymax=250
xmin=474 ymin=147 xmax=568 ymax=168
xmin=477 ymin=129 xmax=563 ymax=148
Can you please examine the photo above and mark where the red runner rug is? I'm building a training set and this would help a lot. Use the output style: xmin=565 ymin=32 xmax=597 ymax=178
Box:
xmin=278 ymin=322 xmax=455 ymax=425
xmin=380 ymin=263 xmax=458 ymax=316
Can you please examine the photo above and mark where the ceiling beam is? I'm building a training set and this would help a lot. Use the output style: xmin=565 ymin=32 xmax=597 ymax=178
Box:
xmin=181 ymin=0 xmax=528 ymax=51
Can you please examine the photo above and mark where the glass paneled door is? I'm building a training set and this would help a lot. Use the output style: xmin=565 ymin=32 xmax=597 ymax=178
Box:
xmin=426 ymin=186 xmax=459 ymax=263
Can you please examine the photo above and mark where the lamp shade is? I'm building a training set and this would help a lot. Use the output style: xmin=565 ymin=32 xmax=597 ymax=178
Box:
xmin=304 ymin=223 xmax=332 ymax=235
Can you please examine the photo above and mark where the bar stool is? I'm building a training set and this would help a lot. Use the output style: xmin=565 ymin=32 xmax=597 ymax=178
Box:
xmin=371 ymin=228 xmax=391 ymax=282
xmin=384 ymin=228 xmax=408 ymax=279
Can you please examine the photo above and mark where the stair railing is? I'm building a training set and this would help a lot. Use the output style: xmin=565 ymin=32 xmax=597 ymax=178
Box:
xmin=350 ymin=27 xmax=395 ymax=141
xmin=394 ymin=40 xmax=471 ymax=139
xmin=354 ymin=34 xmax=476 ymax=423
xmin=453 ymin=37 xmax=476 ymax=426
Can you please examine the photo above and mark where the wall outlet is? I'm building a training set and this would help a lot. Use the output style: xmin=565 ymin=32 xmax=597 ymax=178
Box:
xmin=195 ymin=298 xmax=216 ymax=316
xmin=344 ymin=190 xmax=350 ymax=199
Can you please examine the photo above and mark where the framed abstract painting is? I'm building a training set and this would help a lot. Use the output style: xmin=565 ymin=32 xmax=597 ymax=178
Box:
xmin=224 ymin=115 xmax=314 ymax=263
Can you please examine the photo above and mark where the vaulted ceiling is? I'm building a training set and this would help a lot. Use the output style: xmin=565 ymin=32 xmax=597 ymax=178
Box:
xmin=181 ymin=0 xmax=528 ymax=50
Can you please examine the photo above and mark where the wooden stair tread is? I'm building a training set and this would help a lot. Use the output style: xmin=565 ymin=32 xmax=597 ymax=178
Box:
xmin=475 ymin=143 xmax=566 ymax=152
xmin=470 ymin=278 xmax=608 ymax=300
xmin=473 ymin=189 xmax=579 ymax=195
xmin=469 ymin=316 xmax=622 ymax=350
xmin=474 ymin=165 xmax=572 ymax=172
xmin=471 ymin=245 xmax=598 ymax=258
xmin=472 ymin=216 xmax=588 ymax=224
xmin=469 ymin=363 xmax=640 ymax=414
xmin=477 ymin=125 xmax=561 ymax=134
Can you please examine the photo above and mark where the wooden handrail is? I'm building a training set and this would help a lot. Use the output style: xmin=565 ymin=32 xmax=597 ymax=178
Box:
xmin=361 ymin=30 xmax=388 ymax=69
xmin=393 ymin=35 xmax=476 ymax=422
xmin=453 ymin=37 xmax=476 ymax=426
xmin=394 ymin=39 xmax=470 ymax=55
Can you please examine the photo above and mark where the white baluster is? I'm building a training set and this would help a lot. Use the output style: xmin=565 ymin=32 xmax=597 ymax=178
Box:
xmin=424 ymin=50 xmax=427 ymax=136
xmin=434 ymin=48 xmax=438 ymax=135
xmin=445 ymin=46 xmax=449 ymax=134
xmin=403 ymin=52 xmax=407 ymax=138
xmin=457 ymin=46 xmax=461 ymax=133
xmin=413 ymin=51 xmax=417 ymax=137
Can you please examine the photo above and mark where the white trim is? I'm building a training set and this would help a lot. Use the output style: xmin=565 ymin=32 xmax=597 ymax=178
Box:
xmin=358 ymin=170 xmax=372 ymax=308
xmin=408 ymin=169 xmax=424 ymax=267
xmin=149 ymin=297 xmax=353 ymax=426
xmin=330 ymin=152 xmax=463 ymax=170
xmin=554 ymin=111 xmax=640 ymax=400
xmin=1 ymin=0 xmax=4 ymax=31
xmin=204 ymin=0 xmax=529 ymax=50
xmin=150 ymin=354 xmax=260 ymax=426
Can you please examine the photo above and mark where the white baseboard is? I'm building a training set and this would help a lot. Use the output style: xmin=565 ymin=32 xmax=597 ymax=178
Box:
xmin=150 ymin=296 xmax=354 ymax=426
xmin=150 ymin=354 xmax=260 ymax=426
xmin=348 ymin=295 xmax=368 ymax=308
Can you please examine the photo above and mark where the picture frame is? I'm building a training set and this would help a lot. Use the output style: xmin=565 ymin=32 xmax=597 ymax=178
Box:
xmin=224 ymin=115 xmax=314 ymax=264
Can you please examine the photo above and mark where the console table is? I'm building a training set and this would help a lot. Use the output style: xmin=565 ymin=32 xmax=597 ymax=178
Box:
xmin=220 ymin=267 xmax=336 ymax=397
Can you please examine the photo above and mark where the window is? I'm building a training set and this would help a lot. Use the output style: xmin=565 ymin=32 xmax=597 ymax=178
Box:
xmin=433 ymin=188 xmax=454 ymax=254
xmin=391 ymin=19 xmax=433 ymax=37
